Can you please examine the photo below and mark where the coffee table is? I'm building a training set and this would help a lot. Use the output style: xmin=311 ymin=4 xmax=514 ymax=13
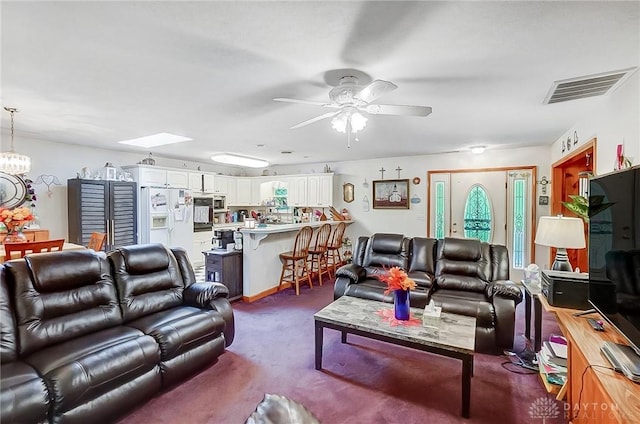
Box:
xmin=314 ymin=296 xmax=476 ymax=418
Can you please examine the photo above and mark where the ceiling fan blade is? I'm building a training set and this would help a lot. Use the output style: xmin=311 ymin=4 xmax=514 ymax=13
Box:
xmin=354 ymin=80 xmax=397 ymax=103
xmin=289 ymin=111 xmax=338 ymax=129
xmin=273 ymin=97 xmax=337 ymax=108
xmin=364 ymin=104 xmax=432 ymax=117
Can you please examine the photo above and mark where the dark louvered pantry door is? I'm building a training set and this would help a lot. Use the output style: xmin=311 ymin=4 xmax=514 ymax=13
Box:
xmin=108 ymin=181 xmax=137 ymax=250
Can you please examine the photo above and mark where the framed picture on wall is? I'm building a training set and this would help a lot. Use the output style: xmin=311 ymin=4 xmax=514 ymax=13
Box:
xmin=372 ymin=179 xmax=410 ymax=209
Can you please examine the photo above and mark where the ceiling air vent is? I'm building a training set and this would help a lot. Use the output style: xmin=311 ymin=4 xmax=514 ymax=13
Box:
xmin=543 ymin=67 xmax=637 ymax=104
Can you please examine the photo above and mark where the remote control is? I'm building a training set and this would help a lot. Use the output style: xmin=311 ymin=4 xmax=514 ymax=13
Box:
xmin=587 ymin=318 xmax=604 ymax=331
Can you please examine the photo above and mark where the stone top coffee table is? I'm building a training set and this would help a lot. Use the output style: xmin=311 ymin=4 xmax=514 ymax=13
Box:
xmin=314 ymin=295 xmax=476 ymax=418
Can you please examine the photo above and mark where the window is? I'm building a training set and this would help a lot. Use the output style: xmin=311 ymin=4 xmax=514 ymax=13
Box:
xmin=463 ymin=185 xmax=492 ymax=242
xmin=512 ymin=179 xmax=526 ymax=268
xmin=435 ymin=181 xmax=445 ymax=239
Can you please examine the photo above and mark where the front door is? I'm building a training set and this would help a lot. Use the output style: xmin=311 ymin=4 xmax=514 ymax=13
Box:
xmin=429 ymin=168 xmax=534 ymax=280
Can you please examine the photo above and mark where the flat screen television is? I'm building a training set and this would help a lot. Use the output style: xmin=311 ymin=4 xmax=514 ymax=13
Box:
xmin=588 ymin=166 xmax=640 ymax=362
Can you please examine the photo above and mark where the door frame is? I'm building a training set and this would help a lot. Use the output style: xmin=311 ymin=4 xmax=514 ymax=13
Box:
xmin=550 ymin=138 xmax=596 ymax=272
xmin=427 ymin=165 xmax=538 ymax=263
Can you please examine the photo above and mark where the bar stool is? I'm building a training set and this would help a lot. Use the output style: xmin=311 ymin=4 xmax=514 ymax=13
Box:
xmin=307 ymin=223 xmax=332 ymax=286
xmin=278 ymin=226 xmax=313 ymax=295
xmin=326 ymin=222 xmax=346 ymax=279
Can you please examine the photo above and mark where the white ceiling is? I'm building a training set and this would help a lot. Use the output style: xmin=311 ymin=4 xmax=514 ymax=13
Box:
xmin=1 ymin=1 xmax=639 ymax=166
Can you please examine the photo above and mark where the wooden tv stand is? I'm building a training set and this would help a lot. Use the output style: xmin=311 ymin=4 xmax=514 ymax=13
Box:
xmin=554 ymin=308 xmax=640 ymax=423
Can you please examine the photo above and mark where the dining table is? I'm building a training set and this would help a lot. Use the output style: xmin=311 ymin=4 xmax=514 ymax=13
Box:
xmin=0 ymin=242 xmax=86 ymax=263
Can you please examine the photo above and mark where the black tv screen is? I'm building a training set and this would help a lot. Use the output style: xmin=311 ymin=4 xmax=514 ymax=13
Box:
xmin=588 ymin=166 xmax=640 ymax=355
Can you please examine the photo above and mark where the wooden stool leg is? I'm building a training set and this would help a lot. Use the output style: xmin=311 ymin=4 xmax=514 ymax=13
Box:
xmin=303 ymin=258 xmax=313 ymax=289
xmin=293 ymin=259 xmax=301 ymax=295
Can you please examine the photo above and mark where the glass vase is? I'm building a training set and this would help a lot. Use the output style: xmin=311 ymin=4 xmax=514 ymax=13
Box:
xmin=393 ymin=289 xmax=411 ymax=320
xmin=4 ymin=229 xmax=27 ymax=244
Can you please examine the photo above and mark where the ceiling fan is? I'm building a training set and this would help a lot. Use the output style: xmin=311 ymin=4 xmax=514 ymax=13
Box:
xmin=274 ymin=75 xmax=432 ymax=147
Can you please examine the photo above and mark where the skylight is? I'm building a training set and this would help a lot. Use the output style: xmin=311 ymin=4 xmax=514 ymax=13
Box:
xmin=117 ymin=133 xmax=192 ymax=148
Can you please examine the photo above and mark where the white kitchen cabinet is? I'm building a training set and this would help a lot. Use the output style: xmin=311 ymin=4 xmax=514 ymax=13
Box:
xmin=307 ymin=174 xmax=333 ymax=207
xmin=203 ymin=174 xmax=215 ymax=193
xmin=188 ymin=172 xmax=203 ymax=191
xmin=213 ymin=175 xmax=229 ymax=194
xmin=189 ymin=172 xmax=215 ymax=193
xmin=251 ymin=177 xmax=265 ymax=205
xmin=126 ymin=166 xmax=167 ymax=187
xmin=191 ymin=230 xmax=213 ymax=266
xmin=235 ymin=178 xmax=253 ymax=205
xmin=226 ymin=177 xmax=238 ymax=205
xmin=287 ymin=176 xmax=308 ymax=207
xmin=166 ymin=170 xmax=189 ymax=189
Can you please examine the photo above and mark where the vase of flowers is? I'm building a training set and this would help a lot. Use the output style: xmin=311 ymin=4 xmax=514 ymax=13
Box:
xmin=0 ymin=206 xmax=34 ymax=243
xmin=377 ymin=266 xmax=417 ymax=320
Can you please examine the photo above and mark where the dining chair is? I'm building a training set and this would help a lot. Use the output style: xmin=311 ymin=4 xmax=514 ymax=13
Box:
xmin=325 ymin=222 xmax=347 ymax=279
xmin=87 ymin=232 xmax=107 ymax=251
xmin=3 ymin=239 xmax=66 ymax=262
xmin=307 ymin=223 xmax=332 ymax=287
xmin=277 ymin=226 xmax=313 ymax=295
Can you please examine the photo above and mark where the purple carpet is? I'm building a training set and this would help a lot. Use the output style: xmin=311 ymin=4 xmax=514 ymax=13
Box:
xmin=118 ymin=282 xmax=567 ymax=423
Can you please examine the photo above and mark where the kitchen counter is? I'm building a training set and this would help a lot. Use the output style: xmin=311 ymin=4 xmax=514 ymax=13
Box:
xmin=240 ymin=220 xmax=352 ymax=301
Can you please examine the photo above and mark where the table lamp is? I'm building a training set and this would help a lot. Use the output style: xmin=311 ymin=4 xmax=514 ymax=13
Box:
xmin=534 ymin=215 xmax=586 ymax=272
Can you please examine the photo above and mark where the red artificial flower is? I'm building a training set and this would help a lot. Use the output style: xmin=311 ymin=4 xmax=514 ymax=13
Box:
xmin=376 ymin=266 xmax=417 ymax=295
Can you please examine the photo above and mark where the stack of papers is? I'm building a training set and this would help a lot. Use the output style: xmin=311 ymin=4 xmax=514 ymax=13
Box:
xmin=537 ymin=335 xmax=568 ymax=386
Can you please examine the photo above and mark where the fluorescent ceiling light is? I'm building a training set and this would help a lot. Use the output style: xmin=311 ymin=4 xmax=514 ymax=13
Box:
xmin=471 ymin=146 xmax=486 ymax=154
xmin=117 ymin=133 xmax=192 ymax=148
xmin=211 ymin=153 xmax=269 ymax=168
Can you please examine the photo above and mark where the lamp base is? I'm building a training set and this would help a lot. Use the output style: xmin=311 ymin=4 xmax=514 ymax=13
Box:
xmin=551 ymin=248 xmax=573 ymax=272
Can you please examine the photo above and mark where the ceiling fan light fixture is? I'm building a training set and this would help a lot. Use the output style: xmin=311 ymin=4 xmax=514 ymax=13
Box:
xmin=211 ymin=153 xmax=269 ymax=168
xmin=331 ymin=109 xmax=367 ymax=134
xmin=1 ymin=107 xmax=31 ymax=175
xmin=350 ymin=112 xmax=367 ymax=132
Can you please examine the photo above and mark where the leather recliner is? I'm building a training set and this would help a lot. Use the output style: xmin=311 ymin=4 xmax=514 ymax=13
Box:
xmin=0 ymin=244 xmax=234 ymax=424
xmin=334 ymin=234 xmax=522 ymax=354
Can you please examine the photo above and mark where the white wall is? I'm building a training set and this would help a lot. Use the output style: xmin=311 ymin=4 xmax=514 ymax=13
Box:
xmin=550 ymin=71 xmax=640 ymax=174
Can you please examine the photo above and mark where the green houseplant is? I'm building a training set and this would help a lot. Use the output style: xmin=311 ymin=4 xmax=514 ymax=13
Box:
xmin=562 ymin=195 xmax=589 ymax=222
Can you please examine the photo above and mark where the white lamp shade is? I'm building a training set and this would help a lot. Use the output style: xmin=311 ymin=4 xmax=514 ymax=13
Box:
xmin=535 ymin=215 xmax=586 ymax=249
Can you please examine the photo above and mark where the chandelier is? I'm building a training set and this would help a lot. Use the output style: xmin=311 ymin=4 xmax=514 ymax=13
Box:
xmin=1 ymin=107 xmax=31 ymax=175
xmin=330 ymin=106 xmax=368 ymax=148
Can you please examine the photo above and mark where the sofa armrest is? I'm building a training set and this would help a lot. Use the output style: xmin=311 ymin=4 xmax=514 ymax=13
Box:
xmin=184 ymin=282 xmax=235 ymax=347
xmin=486 ymin=280 xmax=523 ymax=305
xmin=184 ymin=282 xmax=229 ymax=308
xmin=335 ymin=264 xmax=366 ymax=281
xmin=487 ymin=280 xmax=522 ymax=351
xmin=334 ymin=264 xmax=366 ymax=299
xmin=211 ymin=297 xmax=235 ymax=347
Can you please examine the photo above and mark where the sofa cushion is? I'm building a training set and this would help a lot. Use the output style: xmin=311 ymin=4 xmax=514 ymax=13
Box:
xmin=432 ymin=289 xmax=494 ymax=329
xmin=7 ymin=251 xmax=122 ymax=356
xmin=435 ymin=238 xmax=491 ymax=293
xmin=362 ymin=233 xmax=409 ymax=271
xmin=125 ymin=306 xmax=226 ymax=361
xmin=408 ymin=237 xmax=437 ymax=275
xmin=0 ymin=361 xmax=49 ymax=424
xmin=24 ymin=326 xmax=160 ymax=415
xmin=109 ymin=244 xmax=186 ymax=322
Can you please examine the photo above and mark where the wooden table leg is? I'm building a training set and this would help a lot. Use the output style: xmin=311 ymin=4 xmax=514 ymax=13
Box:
xmin=341 ymin=331 xmax=347 ymax=343
xmin=534 ymin=296 xmax=542 ymax=352
xmin=524 ymin=289 xmax=532 ymax=340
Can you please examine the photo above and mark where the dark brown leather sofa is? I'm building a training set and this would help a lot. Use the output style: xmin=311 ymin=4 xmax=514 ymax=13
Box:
xmin=0 ymin=243 xmax=234 ymax=424
xmin=334 ymin=234 xmax=522 ymax=354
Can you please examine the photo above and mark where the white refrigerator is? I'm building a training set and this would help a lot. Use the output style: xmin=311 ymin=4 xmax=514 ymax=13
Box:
xmin=140 ymin=187 xmax=193 ymax=251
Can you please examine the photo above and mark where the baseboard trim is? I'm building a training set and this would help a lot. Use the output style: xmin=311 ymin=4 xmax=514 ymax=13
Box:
xmin=242 ymin=283 xmax=291 ymax=303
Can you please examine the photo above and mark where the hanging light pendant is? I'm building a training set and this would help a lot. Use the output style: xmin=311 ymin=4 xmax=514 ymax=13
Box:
xmin=1 ymin=107 xmax=31 ymax=175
